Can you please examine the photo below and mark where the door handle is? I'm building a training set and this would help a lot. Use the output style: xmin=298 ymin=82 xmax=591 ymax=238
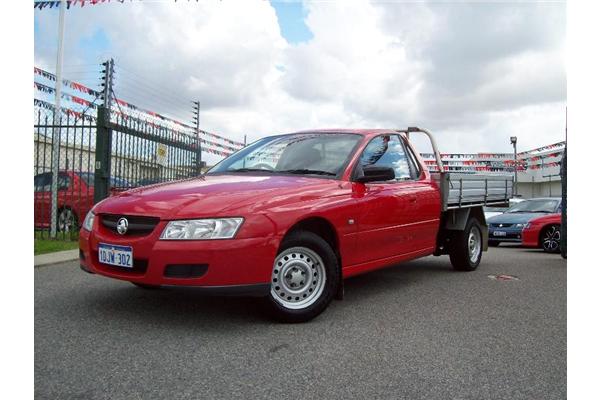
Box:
xmin=408 ymin=195 xmax=417 ymax=203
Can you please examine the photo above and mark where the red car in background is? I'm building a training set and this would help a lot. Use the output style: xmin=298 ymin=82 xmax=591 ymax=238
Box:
xmin=34 ymin=171 xmax=130 ymax=232
xmin=522 ymin=213 xmax=562 ymax=253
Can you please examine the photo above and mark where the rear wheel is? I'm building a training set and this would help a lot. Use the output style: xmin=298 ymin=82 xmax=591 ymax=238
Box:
xmin=541 ymin=224 xmax=561 ymax=253
xmin=449 ymin=218 xmax=483 ymax=271
xmin=266 ymin=231 xmax=339 ymax=323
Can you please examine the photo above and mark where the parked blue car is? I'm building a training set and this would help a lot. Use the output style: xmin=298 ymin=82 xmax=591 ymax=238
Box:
xmin=487 ymin=197 xmax=562 ymax=246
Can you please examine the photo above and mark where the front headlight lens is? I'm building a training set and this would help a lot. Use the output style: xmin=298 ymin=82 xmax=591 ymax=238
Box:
xmin=515 ymin=223 xmax=526 ymax=229
xmin=160 ymin=218 xmax=244 ymax=240
xmin=82 ymin=211 xmax=95 ymax=231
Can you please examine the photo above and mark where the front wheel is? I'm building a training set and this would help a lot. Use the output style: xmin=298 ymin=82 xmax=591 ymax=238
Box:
xmin=449 ymin=218 xmax=483 ymax=271
xmin=541 ymin=224 xmax=561 ymax=253
xmin=266 ymin=231 xmax=340 ymax=323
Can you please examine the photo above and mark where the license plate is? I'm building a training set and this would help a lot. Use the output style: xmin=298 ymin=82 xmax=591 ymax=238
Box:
xmin=98 ymin=243 xmax=133 ymax=268
xmin=493 ymin=231 xmax=507 ymax=237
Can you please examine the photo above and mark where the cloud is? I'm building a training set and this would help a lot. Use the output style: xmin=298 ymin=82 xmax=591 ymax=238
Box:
xmin=34 ymin=0 xmax=566 ymax=163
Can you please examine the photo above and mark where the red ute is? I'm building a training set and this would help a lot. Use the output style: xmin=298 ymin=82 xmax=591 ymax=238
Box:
xmin=80 ymin=128 xmax=512 ymax=322
xmin=521 ymin=213 xmax=562 ymax=253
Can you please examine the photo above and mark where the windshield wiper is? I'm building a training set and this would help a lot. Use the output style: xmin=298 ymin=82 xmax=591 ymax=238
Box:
xmin=226 ymin=168 xmax=274 ymax=173
xmin=281 ymin=169 xmax=337 ymax=176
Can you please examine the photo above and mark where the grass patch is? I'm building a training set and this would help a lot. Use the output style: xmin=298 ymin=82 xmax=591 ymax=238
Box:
xmin=34 ymin=231 xmax=79 ymax=255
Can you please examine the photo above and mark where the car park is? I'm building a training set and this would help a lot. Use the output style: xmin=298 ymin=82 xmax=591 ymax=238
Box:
xmin=79 ymin=127 xmax=514 ymax=322
xmin=487 ymin=197 xmax=562 ymax=247
xmin=483 ymin=198 xmax=524 ymax=220
xmin=522 ymin=213 xmax=562 ymax=253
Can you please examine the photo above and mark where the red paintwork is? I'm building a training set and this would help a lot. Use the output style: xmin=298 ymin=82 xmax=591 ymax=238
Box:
xmin=521 ymin=213 xmax=561 ymax=248
xmin=80 ymin=130 xmax=442 ymax=287
xmin=34 ymin=171 xmax=93 ymax=229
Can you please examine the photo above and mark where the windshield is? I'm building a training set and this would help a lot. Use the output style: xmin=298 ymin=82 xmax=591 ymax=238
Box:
xmin=506 ymin=199 xmax=559 ymax=213
xmin=207 ymin=133 xmax=362 ymax=177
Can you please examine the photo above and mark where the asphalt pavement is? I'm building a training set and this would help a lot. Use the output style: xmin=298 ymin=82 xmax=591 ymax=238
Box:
xmin=35 ymin=246 xmax=566 ymax=400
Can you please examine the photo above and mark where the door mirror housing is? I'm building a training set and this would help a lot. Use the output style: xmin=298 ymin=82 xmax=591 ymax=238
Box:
xmin=355 ymin=165 xmax=395 ymax=183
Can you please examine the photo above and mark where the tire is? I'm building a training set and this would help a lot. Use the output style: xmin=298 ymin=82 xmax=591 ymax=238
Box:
xmin=488 ymin=241 xmax=500 ymax=247
xmin=266 ymin=231 xmax=340 ymax=323
xmin=541 ymin=224 xmax=561 ymax=254
xmin=449 ymin=218 xmax=483 ymax=271
xmin=131 ymin=282 xmax=161 ymax=290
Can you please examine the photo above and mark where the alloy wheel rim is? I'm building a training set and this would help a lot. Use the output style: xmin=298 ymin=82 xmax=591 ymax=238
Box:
xmin=543 ymin=226 xmax=560 ymax=251
xmin=468 ymin=226 xmax=481 ymax=263
xmin=58 ymin=209 xmax=74 ymax=232
xmin=271 ymin=246 xmax=326 ymax=310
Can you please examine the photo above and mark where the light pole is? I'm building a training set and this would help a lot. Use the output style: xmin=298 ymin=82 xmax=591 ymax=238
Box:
xmin=510 ymin=136 xmax=518 ymax=197
xmin=50 ymin=0 xmax=67 ymax=238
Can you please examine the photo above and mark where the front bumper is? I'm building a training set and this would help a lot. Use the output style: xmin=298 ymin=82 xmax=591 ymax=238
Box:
xmin=521 ymin=228 xmax=540 ymax=248
xmin=488 ymin=227 xmax=524 ymax=243
xmin=79 ymin=220 xmax=278 ymax=291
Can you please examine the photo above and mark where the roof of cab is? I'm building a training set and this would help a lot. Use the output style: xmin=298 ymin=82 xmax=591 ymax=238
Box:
xmin=287 ymin=128 xmax=400 ymax=137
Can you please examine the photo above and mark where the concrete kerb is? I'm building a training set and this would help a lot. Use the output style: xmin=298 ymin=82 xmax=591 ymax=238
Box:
xmin=34 ymin=249 xmax=79 ymax=268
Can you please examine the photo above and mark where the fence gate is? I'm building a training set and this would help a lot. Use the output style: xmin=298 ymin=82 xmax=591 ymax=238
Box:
xmin=94 ymin=106 xmax=202 ymax=203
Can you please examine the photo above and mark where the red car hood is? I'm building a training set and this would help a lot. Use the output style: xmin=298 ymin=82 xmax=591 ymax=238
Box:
xmin=94 ymin=174 xmax=341 ymax=219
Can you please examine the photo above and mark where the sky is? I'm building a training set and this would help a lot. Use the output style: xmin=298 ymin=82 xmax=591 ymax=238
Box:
xmin=34 ymin=0 xmax=566 ymax=162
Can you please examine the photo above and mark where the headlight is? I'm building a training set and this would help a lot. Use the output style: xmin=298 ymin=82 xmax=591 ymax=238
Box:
xmin=160 ymin=218 xmax=244 ymax=240
xmin=523 ymin=223 xmax=531 ymax=229
xmin=515 ymin=223 xmax=526 ymax=229
xmin=82 ymin=211 xmax=95 ymax=231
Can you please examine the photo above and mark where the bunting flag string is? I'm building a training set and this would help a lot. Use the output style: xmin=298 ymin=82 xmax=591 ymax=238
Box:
xmin=34 ymin=81 xmax=96 ymax=109
xmin=34 ymin=98 xmax=233 ymax=157
xmin=34 ymin=67 xmax=102 ymax=97
xmin=34 ymin=66 xmax=246 ymax=149
xmin=34 ymin=1 xmax=126 ymax=10
xmin=517 ymin=141 xmax=566 ymax=157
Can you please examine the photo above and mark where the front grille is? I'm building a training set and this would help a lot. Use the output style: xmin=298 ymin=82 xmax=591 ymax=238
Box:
xmin=490 ymin=223 xmax=514 ymax=228
xmin=101 ymin=214 xmax=160 ymax=236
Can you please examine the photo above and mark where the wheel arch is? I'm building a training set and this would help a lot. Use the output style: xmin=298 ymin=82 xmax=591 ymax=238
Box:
xmin=280 ymin=216 xmax=344 ymax=299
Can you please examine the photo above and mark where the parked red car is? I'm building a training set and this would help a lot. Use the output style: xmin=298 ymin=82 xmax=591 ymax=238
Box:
xmin=521 ymin=213 xmax=562 ymax=253
xmin=80 ymin=128 xmax=513 ymax=322
xmin=34 ymin=171 xmax=130 ymax=232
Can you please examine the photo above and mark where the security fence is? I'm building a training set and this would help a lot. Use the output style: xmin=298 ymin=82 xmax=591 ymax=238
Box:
xmin=34 ymin=104 xmax=203 ymax=240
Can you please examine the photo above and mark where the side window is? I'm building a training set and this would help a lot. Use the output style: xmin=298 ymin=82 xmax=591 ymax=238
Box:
xmin=403 ymin=140 xmax=422 ymax=180
xmin=360 ymin=135 xmax=412 ymax=180
xmin=58 ymin=173 xmax=70 ymax=190
xmin=34 ymin=173 xmax=52 ymax=192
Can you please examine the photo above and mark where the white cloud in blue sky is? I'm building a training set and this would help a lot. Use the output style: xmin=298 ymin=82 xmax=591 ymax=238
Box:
xmin=34 ymin=0 xmax=566 ymax=163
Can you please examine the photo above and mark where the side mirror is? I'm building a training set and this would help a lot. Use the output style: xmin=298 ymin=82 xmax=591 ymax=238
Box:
xmin=356 ymin=165 xmax=395 ymax=183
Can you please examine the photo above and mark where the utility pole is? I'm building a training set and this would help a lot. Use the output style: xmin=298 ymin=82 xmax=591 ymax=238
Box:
xmin=510 ymin=136 xmax=518 ymax=197
xmin=192 ymin=101 xmax=202 ymax=174
xmin=93 ymin=59 xmax=115 ymax=203
xmin=49 ymin=0 xmax=67 ymax=238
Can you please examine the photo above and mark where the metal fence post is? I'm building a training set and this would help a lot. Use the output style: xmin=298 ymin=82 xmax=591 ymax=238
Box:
xmin=560 ymin=146 xmax=567 ymax=259
xmin=94 ymin=106 xmax=111 ymax=203
xmin=192 ymin=100 xmax=203 ymax=175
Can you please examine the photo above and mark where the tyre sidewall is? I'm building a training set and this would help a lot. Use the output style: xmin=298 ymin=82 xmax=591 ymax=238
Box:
xmin=450 ymin=218 xmax=483 ymax=271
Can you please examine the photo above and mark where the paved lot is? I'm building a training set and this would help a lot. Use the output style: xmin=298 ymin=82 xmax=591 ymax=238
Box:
xmin=35 ymin=246 xmax=566 ymax=400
